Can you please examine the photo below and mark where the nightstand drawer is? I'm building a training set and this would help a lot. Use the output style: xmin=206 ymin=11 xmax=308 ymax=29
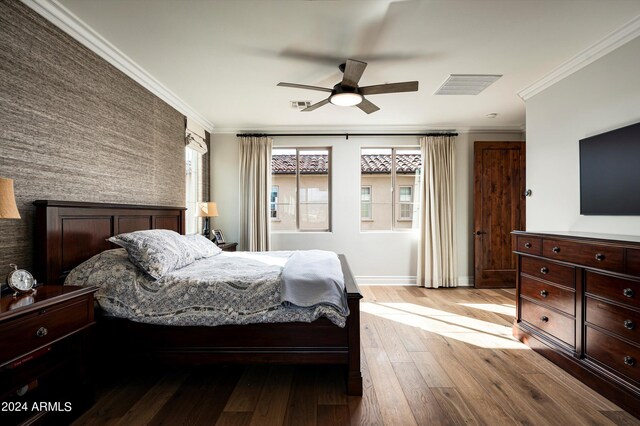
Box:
xmin=520 ymin=275 xmax=575 ymax=316
xmin=521 ymin=256 xmax=575 ymax=288
xmin=521 ymin=298 xmax=575 ymax=347
xmin=0 ymin=298 xmax=90 ymax=364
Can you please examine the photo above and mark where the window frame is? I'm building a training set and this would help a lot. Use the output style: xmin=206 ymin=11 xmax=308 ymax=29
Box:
xmin=360 ymin=146 xmax=421 ymax=232
xmin=271 ymin=147 xmax=332 ymax=233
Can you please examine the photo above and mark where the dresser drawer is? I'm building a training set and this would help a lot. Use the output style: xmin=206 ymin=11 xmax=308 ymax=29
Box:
xmin=628 ymin=248 xmax=640 ymax=276
xmin=520 ymin=275 xmax=575 ymax=316
xmin=585 ymin=271 xmax=640 ymax=308
xmin=586 ymin=297 xmax=640 ymax=344
xmin=0 ymin=298 xmax=90 ymax=364
xmin=521 ymin=298 xmax=575 ymax=346
xmin=521 ymin=256 xmax=575 ymax=288
xmin=586 ymin=326 xmax=640 ymax=384
xmin=516 ymin=236 xmax=542 ymax=255
xmin=543 ymin=239 xmax=624 ymax=272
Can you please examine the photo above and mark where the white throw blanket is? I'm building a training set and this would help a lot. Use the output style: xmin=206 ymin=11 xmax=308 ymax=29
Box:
xmin=280 ymin=250 xmax=349 ymax=316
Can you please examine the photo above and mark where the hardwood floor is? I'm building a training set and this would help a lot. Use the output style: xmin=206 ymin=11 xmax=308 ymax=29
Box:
xmin=72 ymin=287 xmax=639 ymax=426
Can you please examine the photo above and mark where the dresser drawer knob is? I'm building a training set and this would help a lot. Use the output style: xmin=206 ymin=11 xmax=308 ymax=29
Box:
xmin=623 ymin=288 xmax=635 ymax=298
xmin=624 ymin=356 xmax=636 ymax=366
xmin=36 ymin=327 xmax=48 ymax=338
xmin=540 ymin=316 xmax=549 ymax=323
xmin=552 ymin=247 xmax=560 ymax=254
xmin=595 ymin=253 xmax=605 ymax=261
xmin=540 ymin=290 xmax=549 ymax=298
xmin=524 ymin=242 xmax=532 ymax=249
xmin=624 ymin=320 xmax=636 ymax=330
xmin=540 ymin=267 xmax=549 ymax=274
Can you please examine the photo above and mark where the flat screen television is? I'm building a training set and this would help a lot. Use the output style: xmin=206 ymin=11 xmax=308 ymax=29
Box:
xmin=580 ymin=121 xmax=640 ymax=215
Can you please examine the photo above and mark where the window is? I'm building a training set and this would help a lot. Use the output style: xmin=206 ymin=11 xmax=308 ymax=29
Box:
xmin=361 ymin=186 xmax=372 ymax=219
xmin=399 ymin=186 xmax=413 ymax=220
xmin=185 ymin=147 xmax=202 ymax=234
xmin=361 ymin=147 xmax=421 ymax=231
xmin=271 ymin=148 xmax=331 ymax=232
xmin=270 ymin=186 xmax=279 ymax=219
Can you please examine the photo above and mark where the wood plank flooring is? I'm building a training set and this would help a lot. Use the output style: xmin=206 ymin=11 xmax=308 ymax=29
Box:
xmin=72 ymin=287 xmax=639 ymax=426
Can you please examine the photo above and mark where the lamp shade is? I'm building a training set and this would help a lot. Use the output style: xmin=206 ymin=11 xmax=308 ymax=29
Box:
xmin=0 ymin=177 xmax=20 ymax=219
xmin=196 ymin=202 xmax=219 ymax=218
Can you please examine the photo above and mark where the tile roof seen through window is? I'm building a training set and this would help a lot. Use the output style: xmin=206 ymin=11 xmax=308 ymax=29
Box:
xmin=272 ymin=154 xmax=421 ymax=174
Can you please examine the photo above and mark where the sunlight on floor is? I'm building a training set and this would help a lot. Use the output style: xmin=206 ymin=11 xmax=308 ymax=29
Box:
xmin=459 ymin=302 xmax=516 ymax=316
xmin=361 ymin=301 xmax=528 ymax=349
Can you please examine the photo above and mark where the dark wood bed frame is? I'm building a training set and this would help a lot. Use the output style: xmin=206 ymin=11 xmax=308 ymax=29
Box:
xmin=34 ymin=200 xmax=363 ymax=395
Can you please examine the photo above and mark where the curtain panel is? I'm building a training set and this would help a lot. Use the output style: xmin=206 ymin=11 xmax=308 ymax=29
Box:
xmin=417 ymin=135 xmax=457 ymax=288
xmin=239 ymin=136 xmax=273 ymax=251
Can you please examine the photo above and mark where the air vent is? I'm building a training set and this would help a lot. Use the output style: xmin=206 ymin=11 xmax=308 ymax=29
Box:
xmin=435 ymin=74 xmax=502 ymax=95
xmin=290 ymin=101 xmax=311 ymax=110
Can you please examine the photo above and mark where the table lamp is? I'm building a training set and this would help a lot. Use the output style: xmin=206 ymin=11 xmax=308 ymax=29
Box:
xmin=196 ymin=202 xmax=218 ymax=239
xmin=0 ymin=177 xmax=21 ymax=219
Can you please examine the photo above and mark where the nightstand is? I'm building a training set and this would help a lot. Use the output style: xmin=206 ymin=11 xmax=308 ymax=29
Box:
xmin=218 ymin=242 xmax=238 ymax=252
xmin=0 ymin=285 xmax=97 ymax=425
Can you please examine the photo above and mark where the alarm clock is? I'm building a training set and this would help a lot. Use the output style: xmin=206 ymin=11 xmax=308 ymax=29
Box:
xmin=7 ymin=264 xmax=36 ymax=295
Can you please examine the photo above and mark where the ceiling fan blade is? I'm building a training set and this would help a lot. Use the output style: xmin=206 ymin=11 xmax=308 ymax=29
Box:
xmin=302 ymin=98 xmax=330 ymax=112
xmin=342 ymin=59 xmax=367 ymax=87
xmin=277 ymin=82 xmax=332 ymax=93
xmin=357 ymin=98 xmax=380 ymax=114
xmin=360 ymin=81 xmax=419 ymax=95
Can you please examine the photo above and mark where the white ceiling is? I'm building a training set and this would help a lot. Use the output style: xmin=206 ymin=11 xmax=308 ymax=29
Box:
xmin=55 ymin=0 xmax=640 ymax=132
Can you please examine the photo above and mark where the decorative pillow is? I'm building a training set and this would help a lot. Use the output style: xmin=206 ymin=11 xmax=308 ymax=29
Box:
xmin=183 ymin=234 xmax=222 ymax=259
xmin=108 ymin=229 xmax=195 ymax=279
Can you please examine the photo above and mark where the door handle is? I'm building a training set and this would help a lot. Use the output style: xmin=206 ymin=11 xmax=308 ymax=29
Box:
xmin=473 ymin=231 xmax=486 ymax=236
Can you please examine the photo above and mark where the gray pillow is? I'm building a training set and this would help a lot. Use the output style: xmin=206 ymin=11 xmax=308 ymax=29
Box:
xmin=184 ymin=234 xmax=222 ymax=259
xmin=108 ymin=229 xmax=195 ymax=279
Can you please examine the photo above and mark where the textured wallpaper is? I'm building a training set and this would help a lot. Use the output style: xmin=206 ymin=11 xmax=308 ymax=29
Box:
xmin=0 ymin=1 xmax=186 ymax=279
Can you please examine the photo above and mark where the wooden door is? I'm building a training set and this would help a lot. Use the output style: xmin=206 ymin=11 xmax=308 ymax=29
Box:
xmin=474 ymin=141 xmax=525 ymax=288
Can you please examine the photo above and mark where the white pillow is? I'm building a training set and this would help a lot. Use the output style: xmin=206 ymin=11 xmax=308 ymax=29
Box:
xmin=183 ymin=234 xmax=222 ymax=259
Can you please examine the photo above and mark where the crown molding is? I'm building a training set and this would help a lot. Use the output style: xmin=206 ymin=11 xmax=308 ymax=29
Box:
xmin=22 ymin=0 xmax=215 ymax=131
xmin=519 ymin=15 xmax=640 ymax=101
xmin=213 ymin=124 xmax=525 ymax=134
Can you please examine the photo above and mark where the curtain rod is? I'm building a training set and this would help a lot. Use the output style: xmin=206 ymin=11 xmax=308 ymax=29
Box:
xmin=235 ymin=132 xmax=458 ymax=140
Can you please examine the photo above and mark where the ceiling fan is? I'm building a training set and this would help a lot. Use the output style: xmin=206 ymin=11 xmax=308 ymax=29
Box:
xmin=277 ymin=59 xmax=418 ymax=114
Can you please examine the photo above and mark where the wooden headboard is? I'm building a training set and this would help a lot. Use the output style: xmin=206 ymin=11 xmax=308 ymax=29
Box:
xmin=34 ymin=200 xmax=186 ymax=285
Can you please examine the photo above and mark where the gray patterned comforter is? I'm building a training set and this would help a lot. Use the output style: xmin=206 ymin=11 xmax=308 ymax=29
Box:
xmin=64 ymin=249 xmax=347 ymax=327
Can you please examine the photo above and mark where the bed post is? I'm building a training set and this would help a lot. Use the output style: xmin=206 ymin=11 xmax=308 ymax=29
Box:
xmin=340 ymin=254 xmax=363 ymax=396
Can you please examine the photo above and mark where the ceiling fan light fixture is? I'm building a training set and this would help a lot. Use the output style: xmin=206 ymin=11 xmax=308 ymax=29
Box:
xmin=330 ymin=92 xmax=363 ymax=107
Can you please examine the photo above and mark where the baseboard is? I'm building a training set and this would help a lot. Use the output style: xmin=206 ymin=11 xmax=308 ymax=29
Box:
xmin=355 ymin=276 xmax=475 ymax=287
xmin=355 ymin=276 xmax=417 ymax=286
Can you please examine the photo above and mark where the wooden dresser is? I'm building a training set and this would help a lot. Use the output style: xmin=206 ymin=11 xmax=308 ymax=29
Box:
xmin=513 ymin=231 xmax=640 ymax=418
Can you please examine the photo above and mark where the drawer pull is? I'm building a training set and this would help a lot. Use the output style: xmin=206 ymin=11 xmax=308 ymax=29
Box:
xmin=540 ymin=316 xmax=549 ymax=323
xmin=524 ymin=242 xmax=532 ymax=249
xmin=623 ymin=288 xmax=635 ymax=298
xmin=540 ymin=290 xmax=549 ymax=298
xmin=36 ymin=327 xmax=48 ymax=338
xmin=595 ymin=253 xmax=605 ymax=261
xmin=624 ymin=320 xmax=636 ymax=330
xmin=540 ymin=267 xmax=549 ymax=274
xmin=552 ymin=246 xmax=561 ymax=254
xmin=624 ymin=356 xmax=636 ymax=367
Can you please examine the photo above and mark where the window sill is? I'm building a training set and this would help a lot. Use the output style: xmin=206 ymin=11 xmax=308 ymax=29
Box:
xmin=361 ymin=219 xmax=374 ymax=222
xmin=397 ymin=219 xmax=413 ymax=222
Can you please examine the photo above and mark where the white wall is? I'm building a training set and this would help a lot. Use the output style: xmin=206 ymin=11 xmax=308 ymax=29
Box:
xmin=526 ymin=36 xmax=640 ymax=235
xmin=210 ymin=131 xmax=523 ymax=285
